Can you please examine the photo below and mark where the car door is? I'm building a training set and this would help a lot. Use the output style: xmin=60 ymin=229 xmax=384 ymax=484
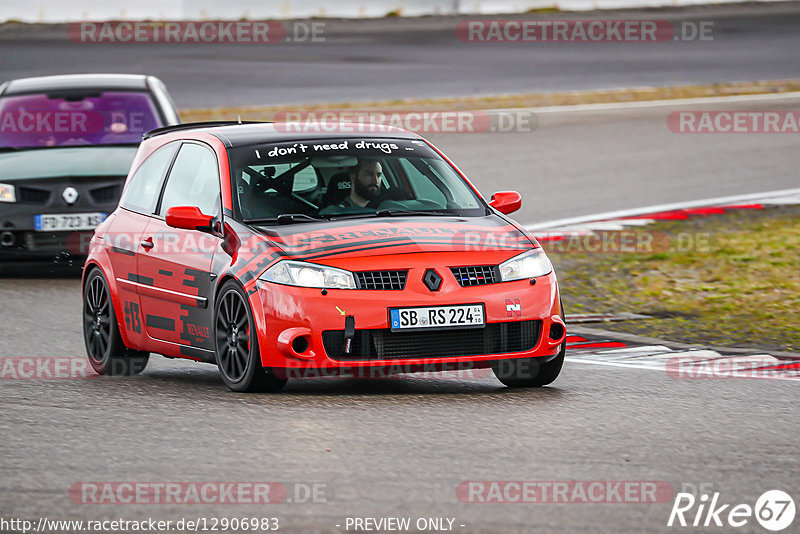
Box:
xmin=106 ymin=142 xmax=180 ymax=348
xmin=137 ymin=142 xmax=220 ymax=353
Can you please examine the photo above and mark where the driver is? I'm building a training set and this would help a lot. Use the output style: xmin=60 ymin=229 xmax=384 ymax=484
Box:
xmin=340 ymin=158 xmax=383 ymax=208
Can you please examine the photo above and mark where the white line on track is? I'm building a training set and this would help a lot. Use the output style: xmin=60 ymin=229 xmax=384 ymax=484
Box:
xmin=526 ymin=187 xmax=800 ymax=230
xmin=566 ymin=357 xmax=800 ymax=381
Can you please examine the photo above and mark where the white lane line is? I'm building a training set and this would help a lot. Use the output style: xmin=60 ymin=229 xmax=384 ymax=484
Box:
xmin=565 ymin=357 xmax=664 ymax=371
xmin=493 ymin=91 xmax=800 ymax=115
xmin=526 ymin=187 xmax=800 ymax=230
xmin=566 ymin=356 xmax=800 ymax=381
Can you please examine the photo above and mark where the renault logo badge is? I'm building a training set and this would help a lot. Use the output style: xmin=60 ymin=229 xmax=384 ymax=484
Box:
xmin=62 ymin=187 xmax=79 ymax=205
xmin=423 ymin=269 xmax=442 ymax=292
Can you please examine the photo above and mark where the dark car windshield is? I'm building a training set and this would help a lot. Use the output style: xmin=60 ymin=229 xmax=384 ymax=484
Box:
xmin=228 ymin=138 xmax=488 ymax=222
xmin=0 ymin=91 xmax=163 ymax=148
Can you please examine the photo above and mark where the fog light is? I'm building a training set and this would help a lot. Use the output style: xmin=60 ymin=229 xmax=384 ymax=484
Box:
xmin=292 ymin=335 xmax=310 ymax=354
xmin=549 ymin=322 xmax=565 ymax=341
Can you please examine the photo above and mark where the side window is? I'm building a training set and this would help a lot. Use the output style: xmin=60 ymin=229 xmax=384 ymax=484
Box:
xmin=244 ymin=164 xmax=319 ymax=193
xmin=119 ymin=143 xmax=179 ymax=215
xmin=159 ymin=143 xmax=220 ymax=217
xmin=399 ymin=158 xmax=446 ymax=205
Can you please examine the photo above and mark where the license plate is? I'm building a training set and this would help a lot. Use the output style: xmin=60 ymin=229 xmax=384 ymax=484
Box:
xmin=389 ymin=304 xmax=484 ymax=331
xmin=34 ymin=213 xmax=107 ymax=232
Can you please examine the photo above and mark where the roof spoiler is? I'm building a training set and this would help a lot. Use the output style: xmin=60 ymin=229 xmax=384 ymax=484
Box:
xmin=142 ymin=120 xmax=271 ymax=140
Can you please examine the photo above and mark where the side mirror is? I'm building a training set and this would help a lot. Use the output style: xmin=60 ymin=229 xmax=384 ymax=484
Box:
xmin=165 ymin=206 xmax=214 ymax=232
xmin=489 ymin=191 xmax=522 ymax=215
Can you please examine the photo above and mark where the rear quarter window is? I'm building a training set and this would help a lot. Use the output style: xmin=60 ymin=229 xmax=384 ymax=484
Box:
xmin=119 ymin=143 xmax=179 ymax=215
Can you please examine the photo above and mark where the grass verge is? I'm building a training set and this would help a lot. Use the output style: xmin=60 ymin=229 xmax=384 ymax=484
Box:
xmin=547 ymin=205 xmax=800 ymax=352
xmin=179 ymin=79 xmax=800 ymax=122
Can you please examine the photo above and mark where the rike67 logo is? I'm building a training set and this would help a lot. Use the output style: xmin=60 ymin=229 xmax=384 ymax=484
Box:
xmin=668 ymin=489 xmax=795 ymax=531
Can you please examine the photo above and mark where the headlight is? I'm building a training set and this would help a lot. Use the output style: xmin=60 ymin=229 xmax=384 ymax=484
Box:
xmin=499 ymin=248 xmax=552 ymax=281
xmin=261 ymin=260 xmax=356 ymax=289
xmin=0 ymin=183 xmax=15 ymax=203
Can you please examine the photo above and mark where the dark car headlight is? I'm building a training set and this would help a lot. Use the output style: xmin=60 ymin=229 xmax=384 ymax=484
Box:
xmin=0 ymin=183 xmax=16 ymax=203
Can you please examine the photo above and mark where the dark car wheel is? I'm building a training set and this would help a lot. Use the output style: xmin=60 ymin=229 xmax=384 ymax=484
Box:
xmin=492 ymin=304 xmax=566 ymax=388
xmin=83 ymin=269 xmax=149 ymax=375
xmin=214 ymin=281 xmax=287 ymax=393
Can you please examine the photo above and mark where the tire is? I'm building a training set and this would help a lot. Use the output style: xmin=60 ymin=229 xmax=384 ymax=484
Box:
xmin=82 ymin=268 xmax=149 ymax=376
xmin=214 ymin=280 xmax=287 ymax=393
xmin=492 ymin=304 xmax=566 ymax=388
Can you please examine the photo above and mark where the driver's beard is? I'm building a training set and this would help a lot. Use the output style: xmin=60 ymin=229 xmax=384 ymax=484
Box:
xmin=355 ymin=179 xmax=380 ymax=200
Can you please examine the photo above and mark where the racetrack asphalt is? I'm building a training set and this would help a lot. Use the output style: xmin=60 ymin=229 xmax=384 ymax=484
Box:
xmin=1 ymin=5 xmax=799 ymax=530
xmin=1 ymin=94 xmax=798 ymax=532
xmin=1 ymin=3 xmax=800 ymax=108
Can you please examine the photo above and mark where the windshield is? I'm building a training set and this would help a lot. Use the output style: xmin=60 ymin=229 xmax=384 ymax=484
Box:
xmin=228 ymin=138 xmax=487 ymax=222
xmin=0 ymin=91 xmax=163 ymax=148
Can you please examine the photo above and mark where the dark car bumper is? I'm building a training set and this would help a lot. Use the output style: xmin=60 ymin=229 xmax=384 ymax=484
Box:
xmin=1 ymin=200 xmax=118 ymax=262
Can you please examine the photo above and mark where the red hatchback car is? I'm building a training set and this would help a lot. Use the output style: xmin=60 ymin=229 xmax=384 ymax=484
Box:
xmin=82 ymin=122 xmax=566 ymax=392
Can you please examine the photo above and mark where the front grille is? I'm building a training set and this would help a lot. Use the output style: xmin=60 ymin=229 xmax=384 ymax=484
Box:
xmin=323 ymin=320 xmax=541 ymax=361
xmin=90 ymin=184 xmax=122 ymax=204
xmin=354 ymin=270 xmax=407 ymax=290
xmin=18 ymin=187 xmax=51 ymax=204
xmin=450 ymin=265 xmax=500 ymax=287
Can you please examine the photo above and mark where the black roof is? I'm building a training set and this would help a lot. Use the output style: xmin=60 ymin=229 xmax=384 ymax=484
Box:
xmin=2 ymin=74 xmax=150 ymax=95
xmin=144 ymin=122 xmax=420 ymax=147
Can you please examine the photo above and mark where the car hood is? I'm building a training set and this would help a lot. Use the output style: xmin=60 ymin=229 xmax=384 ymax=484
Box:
xmin=0 ymin=146 xmax=137 ymax=180
xmin=248 ymin=215 xmax=537 ymax=261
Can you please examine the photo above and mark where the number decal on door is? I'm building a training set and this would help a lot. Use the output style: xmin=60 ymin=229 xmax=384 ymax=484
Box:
xmin=124 ymin=301 xmax=142 ymax=334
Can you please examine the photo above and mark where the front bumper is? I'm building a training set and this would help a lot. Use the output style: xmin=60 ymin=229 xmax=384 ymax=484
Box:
xmin=249 ymin=270 xmax=564 ymax=372
xmin=0 ymin=205 xmax=114 ymax=262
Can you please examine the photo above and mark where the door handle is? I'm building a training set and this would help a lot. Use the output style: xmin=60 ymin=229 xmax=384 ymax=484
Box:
xmin=140 ymin=237 xmax=154 ymax=250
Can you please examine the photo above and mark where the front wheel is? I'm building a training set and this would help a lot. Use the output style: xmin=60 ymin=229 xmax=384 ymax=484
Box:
xmin=82 ymin=269 xmax=149 ymax=375
xmin=492 ymin=306 xmax=566 ymax=387
xmin=491 ymin=345 xmax=565 ymax=388
xmin=214 ymin=281 xmax=287 ymax=393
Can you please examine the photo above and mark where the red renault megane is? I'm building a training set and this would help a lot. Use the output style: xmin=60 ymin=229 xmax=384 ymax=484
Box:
xmin=82 ymin=121 xmax=566 ymax=391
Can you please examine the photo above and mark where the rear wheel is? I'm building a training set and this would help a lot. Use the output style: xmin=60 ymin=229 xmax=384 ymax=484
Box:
xmin=82 ymin=269 xmax=149 ymax=375
xmin=214 ymin=281 xmax=287 ymax=393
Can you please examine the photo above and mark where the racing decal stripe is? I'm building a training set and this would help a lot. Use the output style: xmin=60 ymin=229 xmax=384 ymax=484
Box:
xmin=127 ymin=273 xmax=154 ymax=286
xmin=266 ymin=227 xmax=526 ymax=248
xmin=145 ymin=314 xmax=175 ymax=331
xmin=158 ymin=269 xmax=173 ymax=277
xmin=281 ymin=234 xmax=531 ymax=258
xmin=178 ymin=303 xmax=212 ymax=349
xmin=182 ymin=268 xmax=210 ymax=292
xmin=256 ymin=218 xmax=517 ymax=237
xmin=111 ymin=246 xmax=135 ymax=256
xmin=180 ymin=344 xmax=214 ymax=361
xmin=296 ymin=240 xmax=529 ymax=260
xmin=230 ymin=247 xmax=284 ymax=282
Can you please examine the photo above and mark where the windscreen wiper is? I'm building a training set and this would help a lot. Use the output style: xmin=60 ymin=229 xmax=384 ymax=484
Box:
xmin=246 ymin=214 xmax=324 ymax=225
xmin=374 ymin=209 xmax=452 ymax=217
